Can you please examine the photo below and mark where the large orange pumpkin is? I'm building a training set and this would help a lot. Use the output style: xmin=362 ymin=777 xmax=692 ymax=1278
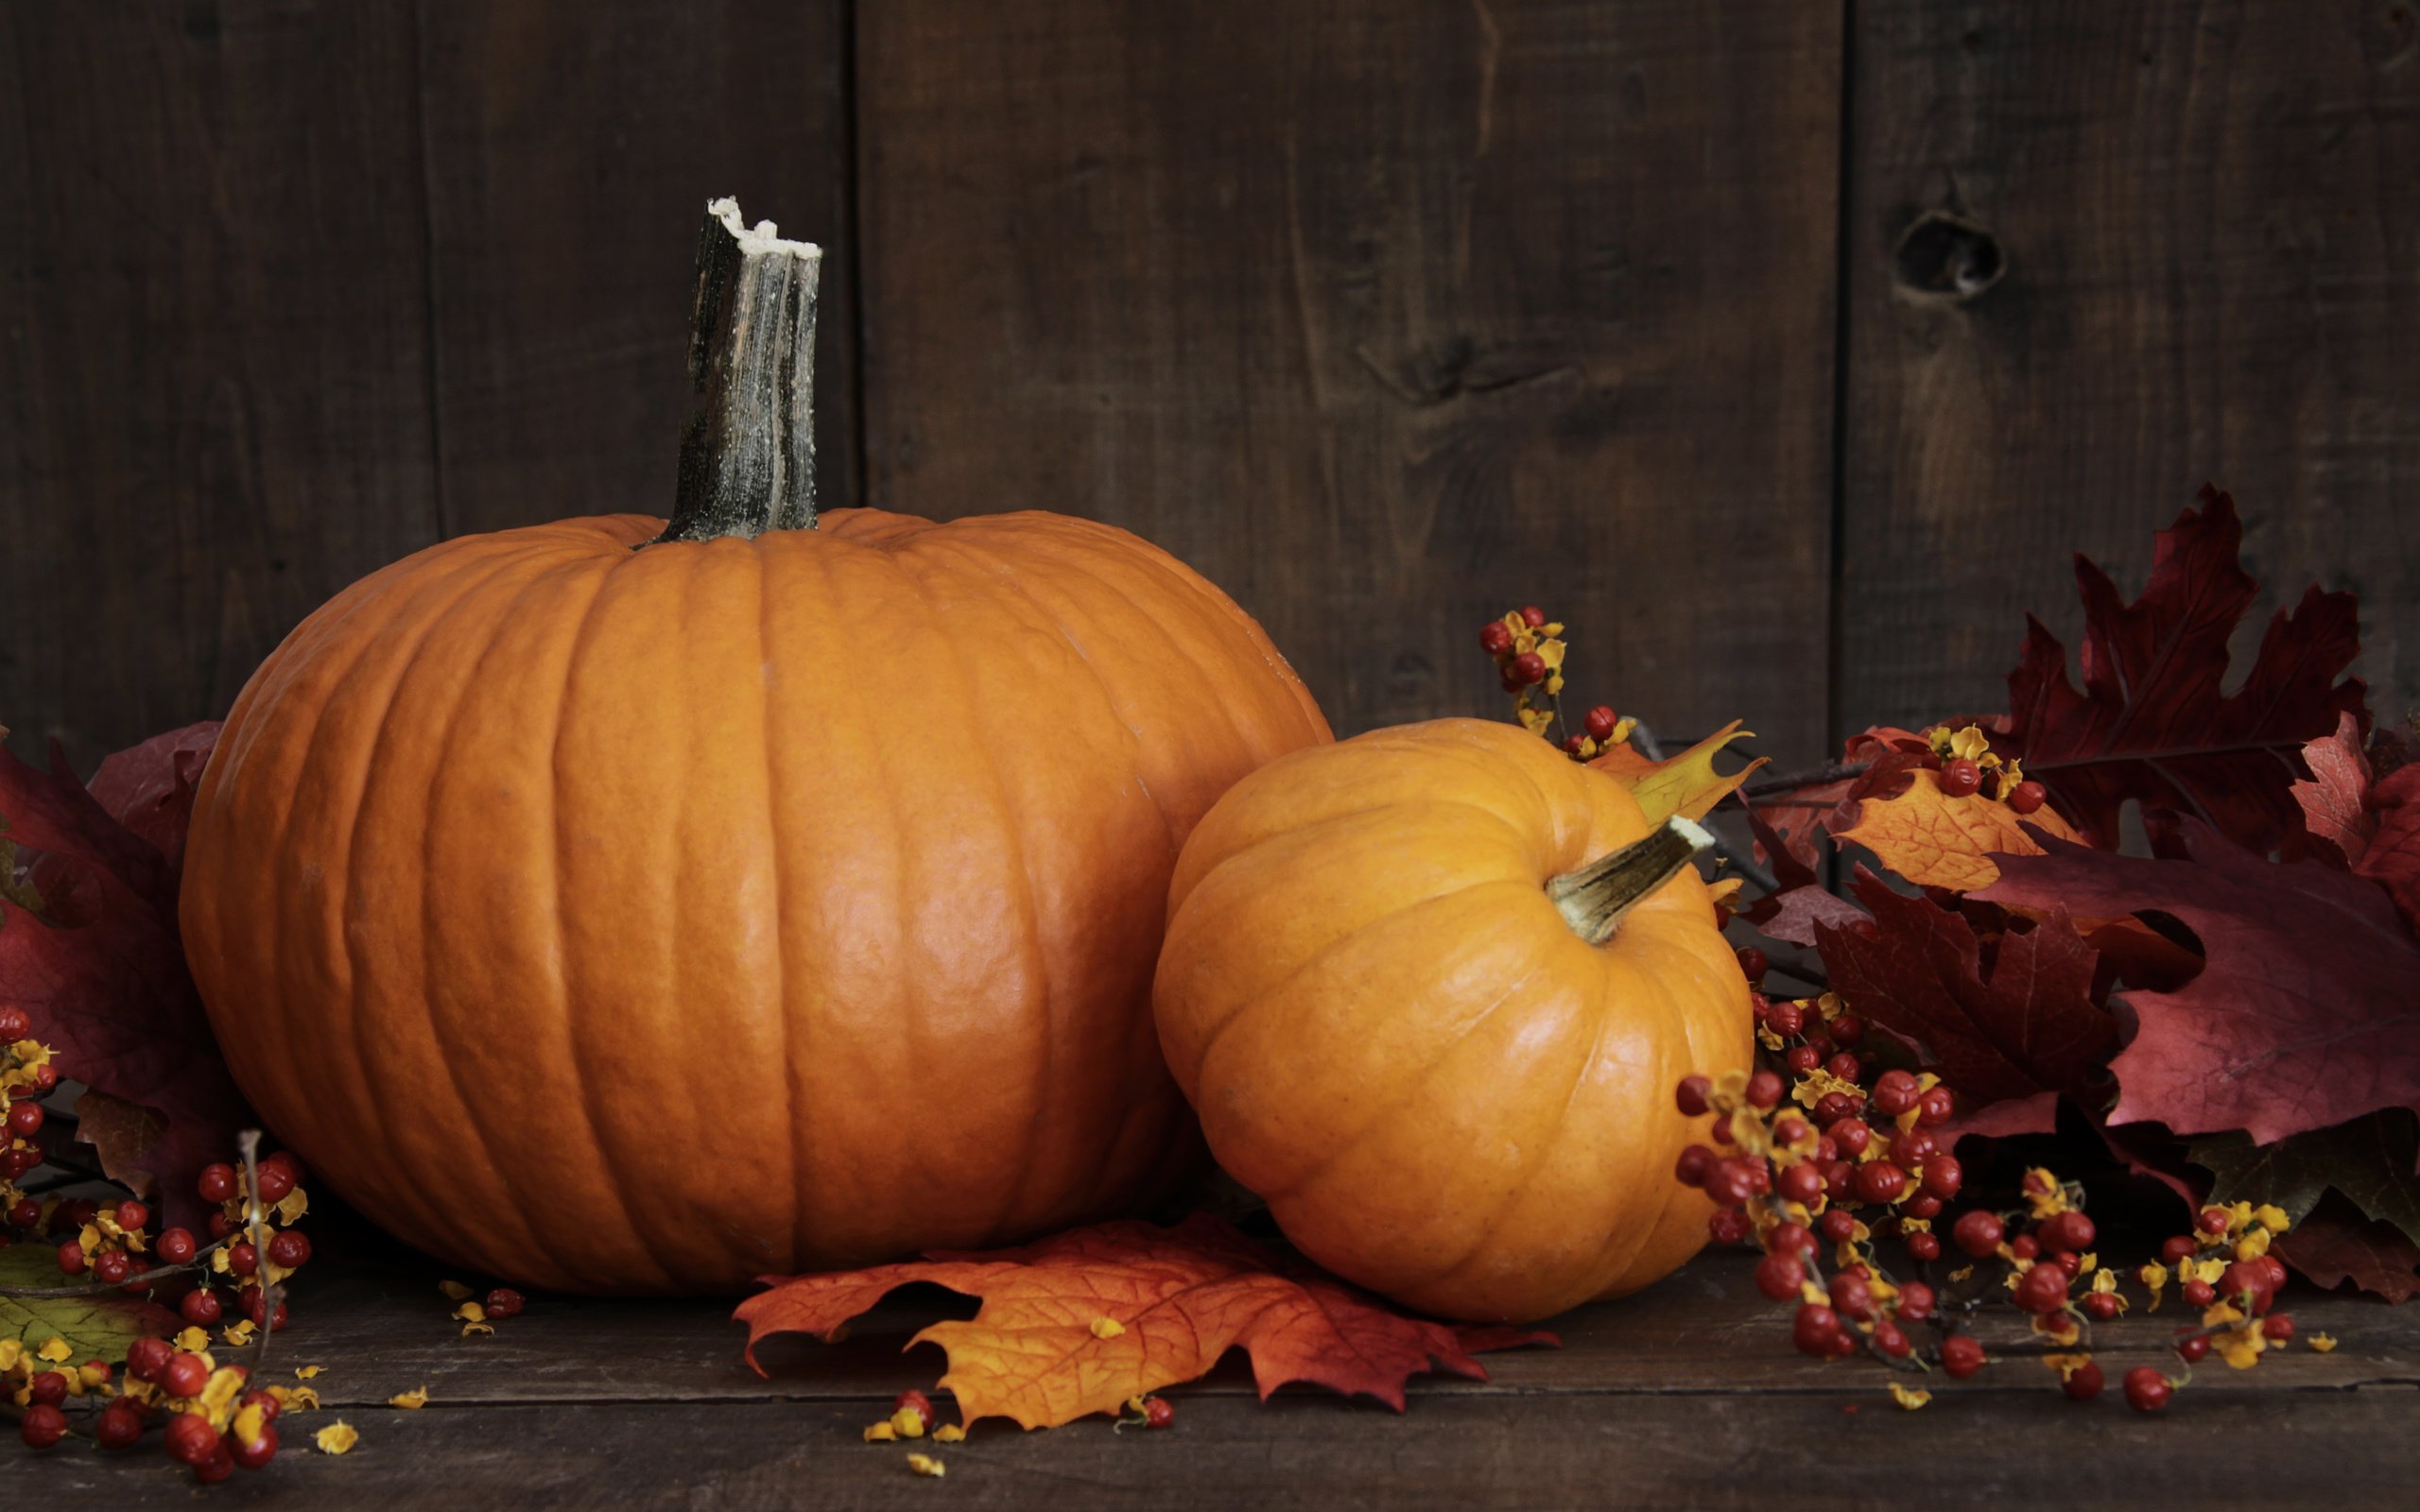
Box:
xmin=178 ymin=203 xmax=1329 ymax=1293
xmin=1152 ymin=718 xmax=1752 ymax=1323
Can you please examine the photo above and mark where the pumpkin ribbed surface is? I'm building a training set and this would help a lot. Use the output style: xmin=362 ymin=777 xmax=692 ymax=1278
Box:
xmin=1152 ymin=719 xmax=1751 ymax=1323
xmin=181 ymin=508 xmax=1328 ymax=1293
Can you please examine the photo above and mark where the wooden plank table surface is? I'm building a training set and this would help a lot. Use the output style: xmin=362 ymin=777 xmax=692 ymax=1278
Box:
xmin=16 ymin=1245 xmax=2417 ymax=1509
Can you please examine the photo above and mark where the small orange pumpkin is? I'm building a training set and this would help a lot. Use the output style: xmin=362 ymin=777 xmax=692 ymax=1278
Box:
xmin=177 ymin=203 xmax=1329 ymax=1292
xmin=1152 ymin=718 xmax=1752 ymax=1323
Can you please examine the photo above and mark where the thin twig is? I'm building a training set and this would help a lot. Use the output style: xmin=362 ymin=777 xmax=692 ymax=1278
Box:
xmin=0 ymin=1244 xmax=226 ymax=1299
xmin=239 ymin=1129 xmax=279 ymax=1372
xmin=1743 ymin=760 xmax=1872 ymax=799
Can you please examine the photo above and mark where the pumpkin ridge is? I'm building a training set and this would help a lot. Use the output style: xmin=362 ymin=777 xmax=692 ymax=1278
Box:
xmin=1253 ymin=942 xmax=1564 ymax=1207
xmin=881 ymin=541 xmax=1059 ymax=1244
xmin=413 ymin=555 xmax=631 ymax=1282
xmin=544 ymin=543 xmax=684 ymax=1286
xmin=302 ymin=544 xmax=559 ymax=1262
xmin=1180 ymin=874 xmax=1544 ymax=1100
xmin=755 ymin=541 xmax=804 ymax=1276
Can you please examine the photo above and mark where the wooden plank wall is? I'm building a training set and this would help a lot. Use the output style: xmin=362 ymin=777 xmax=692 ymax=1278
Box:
xmin=4 ymin=1 xmax=2413 ymax=769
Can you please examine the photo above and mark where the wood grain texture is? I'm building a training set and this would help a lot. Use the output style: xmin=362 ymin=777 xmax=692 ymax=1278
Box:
xmin=413 ymin=0 xmax=858 ymax=536
xmin=13 ymin=1251 xmax=2417 ymax=1508
xmin=855 ymin=0 xmax=1842 ymax=746
xmin=0 ymin=2 xmax=441 ymax=762
xmin=1841 ymin=0 xmax=2420 ymax=738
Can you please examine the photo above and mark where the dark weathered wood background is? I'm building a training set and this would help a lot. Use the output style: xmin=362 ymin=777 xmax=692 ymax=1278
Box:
xmin=6 ymin=1 xmax=2415 ymax=766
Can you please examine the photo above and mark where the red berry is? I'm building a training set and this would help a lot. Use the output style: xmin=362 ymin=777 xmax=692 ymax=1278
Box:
xmin=2008 ymin=780 xmax=2048 ymax=815
xmin=56 ymin=1240 xmax=85 ymax=1276
xmin=95 ymin=1249 xmax=133 ymax=1285
xmin=7 ymin=1196 xmax=39 ymax=1228
xmin=1828 ymin=1271 xmax=1875 ymax=1321
xmin=1940 ymin=1334 xmax=1987 ymax=1379
xmin=1940 ymin=757 xmax=1983 ymax=798
xmin=1707 ymin=1209 xmax=1754 ymax=1246
xmin=1743 ymin=1070 xmax=1783 ymax=1110
xmin=1870 ymin=1070 xmax=1922 ymax=1117
xmin=1920 ymin=1156 xmax=1963 ymax=1202
xmin=2220 ymin=1261 xmax=2271 ymax=1303
xmin=115 ymin=1200 xmax=150 ymax=1232
xmin=1584 ymin=706 xmax=1619 ymax=741
xmin=29 ymin=1063 xmax=57 ymax=1092
xmin=28 ymin=1368 xmax=69 ymax=1407
xmin=1787 ymin=1044 xmax=1821 ymax=1073
xmin=2014 ymin=1263 xmax=2069 ymax=1314
xmin=1889 ymin=1130 xmax=1936 ymax=1167
xmin=196 ymin=1445 xmax=237 ymax=1485
xmin=157 ymin=1228 xmax=198 ymax=1265
xmin=1754 ymin=1253 xmax=1806 ymax=1301
xmin=0 ymin=1005 xmax=29 ymax=1039
xmin=1510 ymin=651 xmax=1547 ymax=685
xmin=1675 ymin=1075 xmax=1712 ymax=1118
xmin=1767 ymin=1000 xmax=1805 ymax=1037
xmin=229 ymin=1241 xmax=258 ymax=1277
xmin=484 ymin=1287 xmax=526 ymax=1321
xmin=267 ymin=1230 xmax=312 ymax=1270
xmin=2255 ymin=1254 xmax=2289 ymax=1292
xmin=129 ymin=1335 xmax=174 ymax=1383
xmin=2262 ymin=1313 xmax=2295 ymax=1342
xmin=6 ymin=1099 xmax=43 ymax=1137
xmin=2181 ymin=1280 xmax=2216 ymax=1309
xmin=1765 ymin=1222 xmax=1813 ymax=1262
xmin=1906 ymin=1231 xmax=1942 ymax=1263
xmin=1792 ymin=1303 xmax=1842 ymax=1356
xmin=1854 ymin=1161 xmax=1910 ymax=1205
xmin=1777 ymin=1162 xmax=1825 ymax=1205
xmin=165 ymin=1410 xmax=220 ymax=1466
xmin=2053 ymin=1249 xmax=2084 ymax=1278
xmin=198 ymin=1164 xmax=238 ymax=1203
xmin=1519 ymin=606 xmax=1547 ymax=628
xmin=230 ymin=1422 xmax=279 ymax=1469
xmin=1916 ymin=1086 xmax=1956 ymax=1126
xmin=2084 ymin=1291 xmax=2121 ymax=1321
xmin=2196 ymin=1207 xmax=2232 ymax=1235
xmin=1828 ymin=1015 xmax=1865 ymax=1046
xmin=1142 ymin=1395 xmax=1175 ymax=1430
xmin=1674 ymin=1143 xmax=1716 ymax=1187
xmin=252 ymin=1161 xmax=296 ymax=1207
xmin=1822 ymin=1160 xmax=1858 ymax=1202
xmin=2009 ymin=1234 xmax=2041 ymax=1261
xmin=2062 ymin=1360 xmax=2105 ymax=1401
xmin=1825 ymin=1119 xmax=1873 ymax=1159
xmin=1872 ymin=1321 xmax=1913 ymax=1358
xmin=162 ymin=1351 xmax=210 ymax=1399
xmin=239 ymin=1284 xmax=289 ymax=1332
xmin=1897 ymin=1280 xmax=1936 ymax=1322
xmin=95 ymin=1402 xmax=144 ymax=1450
xmin=892 ymin=1388 xmax=933 ymax=1424
xmin=1772 ymin=1115 xmax=1811 ymax=1146
xmin=1479 ymin=621 xmax=1513 ymax=655
xmin=2176 ymin=1334 xmax=2210 ymax=1363
xmin=1819 ymin=1208 xmax=1859 ymax=1245
xmin=20 ymin=1402 xmax=68 ymax=1450
xmin=1813 ymin=1091 xmax=1858 ymax=1123
xmin=241 ymin=1389 xmax=282 ymax=1423
xmin=208 ymin=1212 xmax=235 ymax=1241
xmin=181 ymin=1288 xmax=224 ymax=1326
xmin=2123 ymin=1366 xmax=2172 ymax=1413
xmin=1824 ymin=1052 xmax=1861 ymax=1083
xmin=2041 ymin=1211 xmax=2097 ymax=1253
xmin=1732 ymin=946 xmax=1772 ymax=986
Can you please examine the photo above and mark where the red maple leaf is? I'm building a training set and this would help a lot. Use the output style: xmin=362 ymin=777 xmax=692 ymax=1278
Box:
xmin=735 ymin=1213 xmax=1553 ymax=1429
xmin=1998 ymin=487 xmax=2365 ymax=854
xmin=2291 ymin=713 xmax=2420 ymax=932
xmin=0 ymin=725 xmax=247 ymax=1228
xmin=1812 ymin=868 xmax=2115 ymax=1134
xmin=1979 ymin=822 xmax=2420 ymax=1148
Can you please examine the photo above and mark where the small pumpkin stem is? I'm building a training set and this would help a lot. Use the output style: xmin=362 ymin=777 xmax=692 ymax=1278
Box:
xmin=1547 ymin=816 xmax=1716 ymax=946
xmin=652 ymin=197 xmax=822 ymax=545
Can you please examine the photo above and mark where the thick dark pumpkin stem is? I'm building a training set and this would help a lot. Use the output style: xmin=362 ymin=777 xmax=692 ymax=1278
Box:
xmin=652 ymin=198 xmax=822 ymax=545
xmin=1547 ymin=816 xmax=1715 ymax=946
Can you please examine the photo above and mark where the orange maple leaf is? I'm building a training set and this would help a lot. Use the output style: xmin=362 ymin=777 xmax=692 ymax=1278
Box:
xmin=1835 ymin=767 xmax=2085 ymax=892
xmin=734 ymin=1215 xmax=1553 ymax=1430
xmin=1591 ymin=718 xmax=1767 ymax=824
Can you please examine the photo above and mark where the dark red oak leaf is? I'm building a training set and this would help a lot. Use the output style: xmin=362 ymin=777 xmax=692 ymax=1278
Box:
xmin=1999 ymin=487 xmax=2365 ymax=855
xmin=1979 ymin=822 xmax=2420 ymax=1148
xmin=0 ymin=726 xmax=246 ymax=1228
xmin=1813 ymin=868 xmax=2115 ymax=1134
xmin=2360 ymin=763 xmax=2420 ymax=933
xmin=2272 ymin=1195 xmax=2420 ymax=1304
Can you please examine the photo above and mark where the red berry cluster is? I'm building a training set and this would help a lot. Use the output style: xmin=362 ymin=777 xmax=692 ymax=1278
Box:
xmin=1477 ymin=607 xmax=1630 ymax=762
xmin=4 ymin=1004 xmax=322 ymax=1480
xmin=1918 ymin=724 xmax=2046 ymax=813
xmin=1672 ymin=1003 xmax=2317 ymax=1415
